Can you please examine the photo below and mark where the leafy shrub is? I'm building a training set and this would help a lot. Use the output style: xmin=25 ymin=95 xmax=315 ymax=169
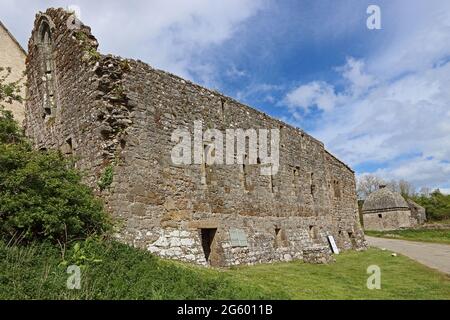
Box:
xmin=0 ymin=108 xmax=23 ymax=144
xmin=0 ymin=143 xmax=112 ymax=243
xmin=413 ymin=190 xmax=450 ymax=221
xmin=0 ymin=103 xmax=111 ymax=244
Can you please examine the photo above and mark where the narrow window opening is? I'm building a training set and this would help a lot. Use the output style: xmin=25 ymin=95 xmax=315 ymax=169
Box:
xmin=274 ymin=227 xmax=286 ymax=247
xmin=309 ymin=225 xmax=317 ymax=240
xmin=333 ymin=180 xmax=341 ymax=199
xmin=310 ymin=172 xmax=315 ymax=196
xmin=220 ymin=98 xmax=225 ymax=120
xmin=293 ymin=166 xmax=300 ymax=188
xmin=38 ymin=20 xmax=56 ymax=119
xmin=64 ymin=138 xmax=73 ymax=156
xmin=270 ymin=174 xmax=275 ymax=193
xmin=378 ymin=214 xmax=382 ymax=218
xmin=242 ymin=163 xmax=249 ymax=191
xmin=120 ymin=139 xmax=126 ymax=149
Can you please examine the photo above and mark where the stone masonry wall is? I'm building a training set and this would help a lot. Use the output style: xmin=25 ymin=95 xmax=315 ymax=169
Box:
xmin=25 ymin=8 xmax=366 ymax=267
xmin=0 ymin=21 xmax=26 ymax=124
xmin=363 ymin=210 xmax=412 ymax=231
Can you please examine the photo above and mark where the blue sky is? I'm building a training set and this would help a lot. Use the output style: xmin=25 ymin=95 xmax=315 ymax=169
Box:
xmin=1 ymin=0 xmax=449 ymax=192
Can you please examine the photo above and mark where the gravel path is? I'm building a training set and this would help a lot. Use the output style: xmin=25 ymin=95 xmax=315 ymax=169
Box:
xmin=365 ymin=236 xmax=450 ymax=274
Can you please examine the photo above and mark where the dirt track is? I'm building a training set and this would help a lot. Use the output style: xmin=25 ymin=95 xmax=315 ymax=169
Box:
xmin=366 ymin=236 xmax=450 ymax=274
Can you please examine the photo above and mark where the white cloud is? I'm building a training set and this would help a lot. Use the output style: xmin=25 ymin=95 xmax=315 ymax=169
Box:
xmin=312 ymin=58 xmax=450 ymax=171
xmin=236 ymin=83 xmax=283 ymax=103
xmin=368 ymin=0 xmax=450 ymax=79
xmin=283 ymin=56 xmax=376 ymax=114
xmin=0 ymin=0 xmax=266 ymax=86
xmin=225 ymin=65 xmax=247 ymax=79
xmin=367 ymin=157 xmax=450 ymax=189
xmin=284 ymin=55 xmax=450 ymax=189
xmin=281 ymin=1 xmax=450 ymax=190
xmin=337 ymin=57 xmax=376 ymax=96
xmin=283 ymin=81 xmax=338 ymax=113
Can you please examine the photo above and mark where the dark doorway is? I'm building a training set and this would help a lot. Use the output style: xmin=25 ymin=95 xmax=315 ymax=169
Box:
xmin=200 ymin=228 xmax=217 ymax=263
xmin=348 ymin=232 xmax=357 ymax=247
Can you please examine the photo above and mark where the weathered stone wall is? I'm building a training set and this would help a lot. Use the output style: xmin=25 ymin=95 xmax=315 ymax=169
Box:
xmin=25 ymin=8 xmax=366 ymax=267
xmin=0 ymin=21 xmax=26 ymax=124
xmin=363 ymin=210 xmax=412 ymax=231
xmin=407 ymin=199 xmax=426 ymax=226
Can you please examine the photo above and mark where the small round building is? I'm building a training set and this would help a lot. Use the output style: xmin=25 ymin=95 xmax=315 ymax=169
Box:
xmin=362 ymin=186 xmax=426 ymax=231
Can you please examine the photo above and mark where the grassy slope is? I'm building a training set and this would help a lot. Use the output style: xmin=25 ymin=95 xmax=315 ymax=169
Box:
xmin=0 ymin=240 xmax=284 ymax=300
xmin=1 ymin=241 xmax=449 ymax=300
xmin=365 ymin=229 xmax=450 ymax=245
xmin=230 ymin=248 xmax=450 ymax=299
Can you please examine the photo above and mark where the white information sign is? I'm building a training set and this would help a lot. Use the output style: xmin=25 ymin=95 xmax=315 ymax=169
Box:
xmin=327 ymin=235 xmax=339 ymax=254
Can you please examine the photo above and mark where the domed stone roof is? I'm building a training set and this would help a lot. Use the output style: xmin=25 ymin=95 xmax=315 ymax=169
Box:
xmin=362 ymin=186 xmax=409 ymax=214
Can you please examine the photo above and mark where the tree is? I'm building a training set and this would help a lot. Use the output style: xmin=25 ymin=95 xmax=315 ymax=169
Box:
xmin=0 ymin=66 xmax=111 ymax=243
xmin=412 ymin=189 xmax=450 ymax=221
xmin=419 ymin=186 xmax=431 ymax=197
xmin=356 ymin=174 xmax=385 ymax=199
xmin=0 ymin=67 xmax=23 ymax=144
xmin=0 ymin=67 xmax=22 ymax=106
xmin=387 ymin=179 xmax=416 ymax=199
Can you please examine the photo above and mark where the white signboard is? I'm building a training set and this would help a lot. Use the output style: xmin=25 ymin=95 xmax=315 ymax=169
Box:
xmin=229 ymin=228 xmax=248 ymax=247
xmin=327 ymin=235 xmax=339 ymax=254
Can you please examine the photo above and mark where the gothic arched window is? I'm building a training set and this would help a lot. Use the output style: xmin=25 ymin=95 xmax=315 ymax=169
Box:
xmin=38 ymin=20 xmax=56 ymax=118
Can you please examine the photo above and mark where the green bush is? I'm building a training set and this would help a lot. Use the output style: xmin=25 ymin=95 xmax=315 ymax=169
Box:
xmin=0 ymin=107 xmax=111 ymax=244
xmin=412 ymin=190 xmax=450 ymax=221
xmin=0 ymin=145 xmax=111 ymax=243
xmin=0 ymin=108 xmax=23 ymax=144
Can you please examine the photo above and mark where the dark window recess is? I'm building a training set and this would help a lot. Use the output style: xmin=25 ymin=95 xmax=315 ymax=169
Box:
xmin=63 ymin=138 xmax=73 ymax=155
xmin=242 ymin=164 xmax=249 ymax=191
xmin=333 ymin=180 xmax=341 ymax=198
xmin=309 ymin=225 xmax=317 ymax=240
xmin=120 ymin=138 xmax=126 ymax=149
xmin=200 ymin=228 xmax=217 ymax=262
xmin=275 ymin=227 xmax=286 ymax=247
xmin=378 ymin=214 xmax=382 ymax=218
xmin=39 ymin=20 xmax=56 ymax=118
xmin=220 ymin=99 xmax=225 ymax=119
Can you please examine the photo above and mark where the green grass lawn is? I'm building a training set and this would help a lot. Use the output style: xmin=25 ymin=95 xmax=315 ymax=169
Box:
xmin=1 ymin=240 xmax=449 ymax=300
xmin=365 ymin=228 xmax=450 ymax=245
xmin=229 ymin=248 xmax=450 ymax=299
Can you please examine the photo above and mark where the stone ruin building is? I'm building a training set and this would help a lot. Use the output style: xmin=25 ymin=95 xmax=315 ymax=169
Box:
xmin=362 ymin=185 xmax=426 ymax=231
xmin=24 ymin=8 xmax=366 ymax=266
xmin=0 ymin=20 xmax=26 ymax=124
